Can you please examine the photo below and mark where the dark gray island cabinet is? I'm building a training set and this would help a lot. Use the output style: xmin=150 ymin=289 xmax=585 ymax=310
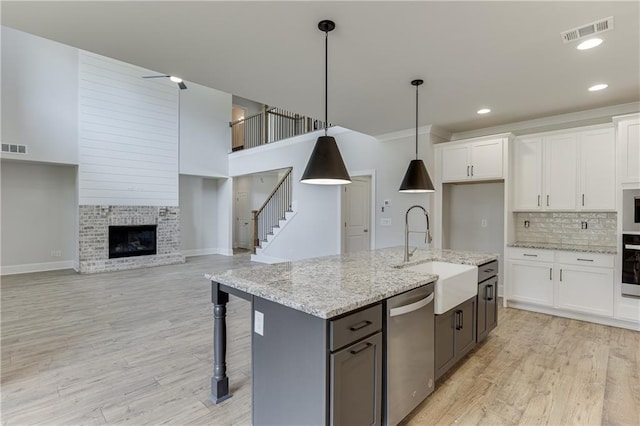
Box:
xmin=206 ymin=247 xmax=498 ymax=426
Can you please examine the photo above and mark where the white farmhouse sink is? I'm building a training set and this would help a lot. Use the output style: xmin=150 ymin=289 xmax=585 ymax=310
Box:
xmin=404 ymin=261 xmax=478 ymax=314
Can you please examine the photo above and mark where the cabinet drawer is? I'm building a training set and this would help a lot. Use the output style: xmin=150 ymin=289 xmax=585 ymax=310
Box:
xmin=556 ymin=251 xmax=614 ymax=268
xmin=330 ymin=303 xmax=382 ymax=351
xmin=509 ymin=247 xmax=554 ymax=262
xmin=478 ymin=260 xmax=499 ymax=283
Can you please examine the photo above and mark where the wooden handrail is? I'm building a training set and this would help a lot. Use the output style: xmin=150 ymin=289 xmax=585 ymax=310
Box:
xmin=252 ymin=167 xmax=293 ymax=254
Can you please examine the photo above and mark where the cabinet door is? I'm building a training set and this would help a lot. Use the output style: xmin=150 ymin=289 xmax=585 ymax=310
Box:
xmin=331 ymin=332 xmax=382 ymax=426
xmin=441 ymin=145 xmax=470 ymax=182
xmin=556 ymin=265 xmax=614 ymax=317
xmin=470 ymin=139 xmax=503 ymax=180
xmin=513 ymin=137 xmax=543 ymax=210
xmin=508 ymin=260 xmax=554 ymax=306
xmin=435 ymin=310 xmax=455 ymax=378
xmin=579 ymin=128 xmax=615 ymax=210
xmin=454 ymin=298 xmax=476 ymax=358
xmin=618 ymin=116 xmax=640 ymax=183
xmin=544 ymin=134 xmax=577 ymax=210
xmin=477 ymin=277 xmax=498 ymax=342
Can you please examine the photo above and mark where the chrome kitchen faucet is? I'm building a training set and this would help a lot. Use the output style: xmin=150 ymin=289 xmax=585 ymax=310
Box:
xmin=404 ymin=205 xmax=432 ymax=262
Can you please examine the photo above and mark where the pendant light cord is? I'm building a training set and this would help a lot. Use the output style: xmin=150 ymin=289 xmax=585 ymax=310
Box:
xmin=324 ymin=30 xmax=329 ymax=136
xmin=415 ymin=82 xmax=419 ymax=159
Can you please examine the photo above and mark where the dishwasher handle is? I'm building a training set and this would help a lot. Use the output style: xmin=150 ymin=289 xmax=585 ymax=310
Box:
xmin=389 ymin=292 xmax=434 ymax=317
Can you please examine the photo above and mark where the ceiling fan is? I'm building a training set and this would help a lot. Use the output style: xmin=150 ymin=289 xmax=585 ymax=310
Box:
xmin=142 ymin=75 xmax=187 ymax=90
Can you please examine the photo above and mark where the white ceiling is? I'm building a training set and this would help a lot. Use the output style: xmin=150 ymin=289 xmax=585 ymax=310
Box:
xmin=2 ymin=1 xmax=639 ymax=136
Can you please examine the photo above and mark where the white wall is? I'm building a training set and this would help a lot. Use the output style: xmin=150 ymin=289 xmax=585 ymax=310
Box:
xmin=1 ymin=26 xmax=78 ymax=165
xmin=180 ymin=82 xmax=232 ymax=177
xmin=228 ymin=127 xmax=439 ymax=261
xmin=1 ymin=161 xmax=77 ymax=273
xmin=179 ymin=175 xmax=219 ymax=256
xmin=78 ymin=51 xmax=179 ymax=206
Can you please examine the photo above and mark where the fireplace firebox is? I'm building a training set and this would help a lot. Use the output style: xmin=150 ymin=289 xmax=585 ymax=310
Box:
xmin=108 ymin=225 xmax=157 ymax=259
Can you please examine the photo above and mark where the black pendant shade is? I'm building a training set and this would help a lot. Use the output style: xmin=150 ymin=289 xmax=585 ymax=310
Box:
xmin=301 ymin=20 xmax=351 ymax=185
xmin=399 ymin=79 xmax=435 ymax=193
xmin=300 ymin=136 xmax=351 ymax=184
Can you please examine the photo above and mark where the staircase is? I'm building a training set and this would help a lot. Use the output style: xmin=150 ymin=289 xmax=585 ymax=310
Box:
xmin=252 ymin=168 xmax=293 ymax=256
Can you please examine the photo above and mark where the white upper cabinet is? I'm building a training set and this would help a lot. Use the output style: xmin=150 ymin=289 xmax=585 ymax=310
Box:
xmin=439 ymin=135 xmax=507 ymax=183
xmin=616 ymin=114 xmax=640 ymax=184
xmin=579 ymin=128 xmax=615 ymax=210
xmin=513 ymin=125 xmax=615 ymax=211
xmin=513 ymin=137 xmax=543 ymax=210
xmin=544 ymin=133 xmax=577 ymax=210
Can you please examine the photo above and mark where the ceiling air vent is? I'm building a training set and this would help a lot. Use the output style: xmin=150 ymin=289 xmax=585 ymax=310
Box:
xmin=561 ymin=16 xmax=614 ymax=43
xmin=1 ymin=143 xmax=28 ymax=154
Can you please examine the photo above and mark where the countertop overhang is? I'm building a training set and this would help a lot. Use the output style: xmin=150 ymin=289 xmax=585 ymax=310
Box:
xmin=205 ymin=247 xmax=498 ymax=319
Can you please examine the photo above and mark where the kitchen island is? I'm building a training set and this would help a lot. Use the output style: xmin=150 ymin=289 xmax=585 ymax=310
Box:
xmin=206 ymin=247 xmax=497 ymax=425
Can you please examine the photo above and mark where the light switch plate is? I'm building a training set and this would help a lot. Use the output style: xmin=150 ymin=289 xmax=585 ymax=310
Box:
xmin=380 ymin=218 xmax=392 ymax=226
xmin=254 ymin=310 xmax=264 ymax=336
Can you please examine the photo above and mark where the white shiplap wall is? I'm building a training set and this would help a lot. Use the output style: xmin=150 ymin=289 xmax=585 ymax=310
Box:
xmin=79 ymin=51 xmax=179 ymax=206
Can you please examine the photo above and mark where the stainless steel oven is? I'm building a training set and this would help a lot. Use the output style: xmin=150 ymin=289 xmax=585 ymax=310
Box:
xmin=622 ymin=234 xmax=640 ymax=297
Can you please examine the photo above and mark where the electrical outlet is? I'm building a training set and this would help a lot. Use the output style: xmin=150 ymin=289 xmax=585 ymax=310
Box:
xmin=50 ymin=250 xmax=62 ymax=257
xmin=581 ymin=221 xmax=588 ymax=229
xmin=380 ymin=218 xmax=392 ymax=226
xmin=524 ymin=220 xmax=530 ymax=228
xmin=481 ymin=219 xmax=488 ymax=228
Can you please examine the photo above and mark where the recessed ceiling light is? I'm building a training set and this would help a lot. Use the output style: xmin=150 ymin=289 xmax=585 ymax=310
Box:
xmin=588 ymin=83 xmax=608 ymax=91
xmin=477 ymin=108 xmax=491 ymax=114
xmin=169 ymin=76 xmax=183 ymax=83
xmin=577 ymin=38 xmax=603 ymax=50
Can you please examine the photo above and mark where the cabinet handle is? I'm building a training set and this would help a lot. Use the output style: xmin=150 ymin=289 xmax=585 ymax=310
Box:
xmin=455 ymin=310 xmax=462 ymax=330
xmin=467 ymin=166 xmax=470 ymax=177
xmin=523 ymin=254 xmax=538 ymax=257
xmin=549 ymin=268 xmax=552 ymax=280
xmin=484 ymin=268 xmax=495 ymax=273
xmin=582 ymin=194 xmax=585 ymax=207
xmin=547 ymin=195 xmax=550 ymax=207
xmin=577 ymin=258 xmax=594 ymax=262
xmin=537 ymin=195 xmax=541 ymax=207
xmin=460 ymin=310 xmax=464 ymax=330
xmin=471 ymin=165 xmax=474 ymax=176
xmin=487 ymin=284 xmax=494 ymax=301
xmin=349 ymin=320 xmax=372 ymax=332
xmin=560 ymin=269 xmax=563 ymax=282
xmin=349 ymin=342 xmax=372 ymax=355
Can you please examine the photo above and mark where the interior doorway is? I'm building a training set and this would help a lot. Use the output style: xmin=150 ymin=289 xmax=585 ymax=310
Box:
xmin=235 ymin=191 xmax=250 ymax=250
xmin=342 ymin=176 xmax=372 ymax=254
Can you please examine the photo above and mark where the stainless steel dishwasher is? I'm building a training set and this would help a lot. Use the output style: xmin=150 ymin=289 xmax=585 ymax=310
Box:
xmin=385 ymin=283 xmax=435 ymax=426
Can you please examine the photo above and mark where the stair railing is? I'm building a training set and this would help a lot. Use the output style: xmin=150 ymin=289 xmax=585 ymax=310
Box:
xmin=252 ymin=168 xmax=293 ymax=254
xmin=231 ymin=106 xmax=326 ymax=151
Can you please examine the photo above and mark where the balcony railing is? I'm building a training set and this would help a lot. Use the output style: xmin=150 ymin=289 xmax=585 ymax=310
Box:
xmin=231 ymin=106 xmax=327 ymax=151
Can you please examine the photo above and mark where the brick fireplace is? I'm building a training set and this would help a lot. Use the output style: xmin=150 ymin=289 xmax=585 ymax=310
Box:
xmin=77 ymin=205 xmax=185 ymax=273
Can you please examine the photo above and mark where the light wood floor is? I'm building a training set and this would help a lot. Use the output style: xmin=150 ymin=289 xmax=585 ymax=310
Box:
xmin=2 ymin=255 xmax=639 ymax=425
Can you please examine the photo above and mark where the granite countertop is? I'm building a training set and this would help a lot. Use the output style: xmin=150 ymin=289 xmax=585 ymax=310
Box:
xmin=508 ymin=241 xmax=617 ymax=254
xmin=205 ymin=247 xmax=498 ymax=319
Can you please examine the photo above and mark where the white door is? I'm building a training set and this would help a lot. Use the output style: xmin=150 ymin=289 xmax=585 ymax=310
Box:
xmin=579 ymin=128 xmax=615 ymax=210
xmin=508 ymin=260 xmax=554 ymax=306
xmin=441 ymin=145 xmax=470 ymax=182
xmin=513 ymin=137 xmax=543 ymax=210
xmin=544 ymin=134 xmax=577 ymax=210
xmin=470 ymin=139 xmax=503 ymax=180
xmin=343 ymin=177 xmax=371 ymax=254
xmin=236 ymin=192 xmax=251 ymax=249
xmin=556 ymin=264 xmax=614 ymax=317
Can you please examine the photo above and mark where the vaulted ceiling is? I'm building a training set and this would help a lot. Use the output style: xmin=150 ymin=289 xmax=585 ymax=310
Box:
xmin=2 ymin=1 xmax=639 ymax=136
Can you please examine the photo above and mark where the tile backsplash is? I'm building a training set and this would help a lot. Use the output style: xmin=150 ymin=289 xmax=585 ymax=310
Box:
xmin=515 ymin=212 xmax=617 ymax=248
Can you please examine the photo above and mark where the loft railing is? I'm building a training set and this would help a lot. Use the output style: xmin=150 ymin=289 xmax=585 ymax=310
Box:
xmin=231 ymin=106 xmax=326 ymax=151
xmin=252 ymin=168 xmax=293 ymax=253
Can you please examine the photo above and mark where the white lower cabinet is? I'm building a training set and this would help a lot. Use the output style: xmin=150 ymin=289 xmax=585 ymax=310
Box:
xmin=508 ymin=260 xmax=554 ymax=306
xmin=508 ymin=249 xmax=615 ymax=321
xmin=556 ymin=264 xmax=614 ymax=317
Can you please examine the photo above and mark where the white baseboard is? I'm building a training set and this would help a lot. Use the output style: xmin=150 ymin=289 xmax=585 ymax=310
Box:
xmin=183 ymin=248 xmax=234 ymax=257
xmin=1 ymin=260 xmax=75 ymax=276
xmin=251 ymin=253 xmax=290 ymax=264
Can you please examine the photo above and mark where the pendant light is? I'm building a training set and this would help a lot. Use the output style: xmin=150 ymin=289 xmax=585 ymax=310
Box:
xmin=300 ymin=20 xmax=351 ymax=185
xmin=399 ymin=79 xmax=435 ymax=193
